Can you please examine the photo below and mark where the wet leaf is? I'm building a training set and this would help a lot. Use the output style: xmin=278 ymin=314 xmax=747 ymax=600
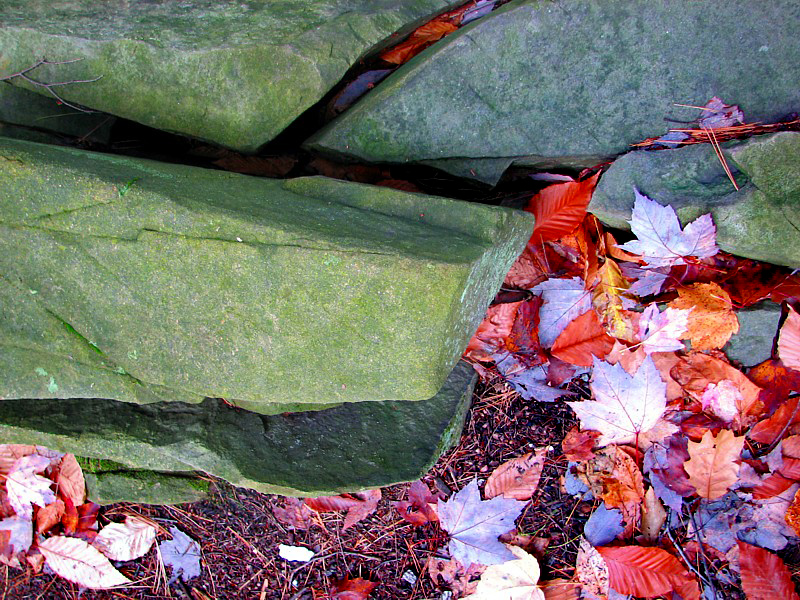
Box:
xmin=551 ymin=310 xmax=615 ymax=367
xmin=525 ymin=173 xmax=600 ymax=244
xmin=617 ymin=190 xmax=718 ymax=267
xmin=39 ymin=536 xmax=131 ymax=589
xmin=737 ymin=540 xmax=800 ymax=600
xmin=684 ymin=429 xmax=744 ymax=499
xmin=568 ymin=357 xmax=667 ymax=446
xmin=596 ymin=545 xmax=697 ymax=598
xmin=485 ymin=447 xmax=548 ymax=501
xmin=438 ymin=479 xmax=526 ymax=567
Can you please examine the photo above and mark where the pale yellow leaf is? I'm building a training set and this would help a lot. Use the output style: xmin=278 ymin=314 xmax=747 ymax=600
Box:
xmin=684 ymin=430 xmax=744 ymax=500
xmin=464 ymin=545 xmax=545 ymax=600
xmin=39 ymin=536 xmax=131 ymax=589
xmin=94 ymin=516 xmax=157 ymax=561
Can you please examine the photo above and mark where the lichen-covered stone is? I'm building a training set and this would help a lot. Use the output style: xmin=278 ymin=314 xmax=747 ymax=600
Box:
xmin=0 ymin=0 xmax=453 ymax=151
xmin=0 ymin=137 xmax=532 ymax=409
xmin=307 ymin=0 xmax=800 ymax=184
xmin=0 ymin=361 xmax=476 ymax=496
xmin=589 ymin=133 xmax=800 ymax=267
xmin=84 ymin=471 xmax=209 ymax=506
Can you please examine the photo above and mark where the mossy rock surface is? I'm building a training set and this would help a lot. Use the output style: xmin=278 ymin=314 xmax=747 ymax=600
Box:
xmin=0 ymin=0 xmax=454 ymax=151
xmin=0 ymin=137 xmax=532 ymax=409
xmin=308 ymin=0 xmax=800 ymax=184
xmin=0 ymin=361 xmax=476 ymax=496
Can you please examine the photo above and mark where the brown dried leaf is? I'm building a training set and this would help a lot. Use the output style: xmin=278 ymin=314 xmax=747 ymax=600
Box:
xmin=598 ymin=446 xmax=645 ymax=538
xmin=427 ymin=556 xmax=484 ymax=598
xmin=749 ymin=396 xmax=800 ymax=445
xmin=55 ymin=454 xmax=86 ymax=506
xmin=684 ymin=429 xmax=744 ymax=499
xmin=485 ymin=447 xmax=548 ymax=501
xmin=784 ymin=487 xmax=800 ymax=537
xmin=641 ymin=487 xmax=667 ymax=541
xmin=393 ymin=480 xmax=438 ymax=526
xmin=540 ymin=578 xmax=581 ymax=600
xmin=668 ymin=282 xmax=739 ymax=350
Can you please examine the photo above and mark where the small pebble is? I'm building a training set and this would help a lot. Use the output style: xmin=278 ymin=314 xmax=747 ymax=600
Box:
xmin=401 ymin=570 xmax=417 ymax=585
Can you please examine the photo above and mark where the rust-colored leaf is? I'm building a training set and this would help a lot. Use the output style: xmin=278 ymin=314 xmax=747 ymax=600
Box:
xmin=272 ymin=497 xmax=316 ymax=530
xmin=668 ymin=282 xmax=739 ymax=350
xmin=304 ymin=490 xmax=380 ymax=531
xmin=737 ymin=540 xmax=800 ymax=600
xmin=748 ymin=359 xmax=800 ymax=415
xmin=778 ymin=305 xmax=800 ymax=371
xmin=561 ymin=427 xmax=599 ymax=461
xmin=485 ymin=447 xmax=548 ymax=501
xmin=551 ymin=310 xmax=615 ymax=366
xmin=598 ymin=446 xmax=645 ymax=539
xmin=55 ymin=454 xmax=86 ymax=506
xmin=524 ymin=172 xmax=600 ymax=244
xmin=464 ymin=301 xmax=524 ymax=362
xmin=393 ymin=480 xmax=439 ymax=526
xmin=35 ymin=498 xmax=65 ymax=535
xmin=596 ymin=545 xmax=697 ymax=598
xmin=684 ymin=429 xmax=744 ymax=499
xmin=749 ymin=396 xmax=800 ymax=444
xmin=379 ymin=20 xmax=458 ymax=64
xmin=331 ymin=576 xmax=378 ymax=600
xmin=540 ymin=578 xmax=580 ymax=600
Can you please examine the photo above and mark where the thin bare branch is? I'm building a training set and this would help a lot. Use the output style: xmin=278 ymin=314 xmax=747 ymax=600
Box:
xmin=0 ymin=57 xmax=101 ymax=113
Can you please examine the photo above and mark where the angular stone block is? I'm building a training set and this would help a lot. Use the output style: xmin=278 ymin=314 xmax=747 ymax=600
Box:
xmin=0 ymin=361 xmax=477 ymax=496
xmin=0 ymin=137 xmax=532 ymax=409
xmin=308 ymin=0 xmax=800 ymax=184
xmin=0 ymin=0 xmax=453 ymax=151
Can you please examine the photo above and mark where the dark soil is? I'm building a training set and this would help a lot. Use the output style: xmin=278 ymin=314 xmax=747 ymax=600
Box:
xmin=1 ymin=378 xmax=587 ymax=600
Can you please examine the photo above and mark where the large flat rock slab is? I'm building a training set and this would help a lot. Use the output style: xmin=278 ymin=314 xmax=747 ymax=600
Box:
xmin=0 ymin=137 xmax=532 ymax=409
xmin=307 ymin=0 xmax=800 ymax=184
xmin=0 ymin=0 xmax=452 ymax=151
xmin=0 ymin=361 xmax=476 ymax=496
xmin=589 ymin=132 xmax=800 ymax=267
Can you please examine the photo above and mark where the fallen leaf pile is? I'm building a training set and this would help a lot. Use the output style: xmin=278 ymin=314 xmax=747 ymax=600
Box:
xmin=0 ymin=445 xmax=161 ymax=589
xmin=460 ymin=160 xmax=800 ymax=597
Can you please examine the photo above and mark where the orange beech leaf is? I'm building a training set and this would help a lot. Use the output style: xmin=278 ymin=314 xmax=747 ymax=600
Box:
xmin=751 ymin=473 xmax=796 ymax=500
xmin=551 ymin=310 xmax=615 ymax=366
xmin=749 ymin=396 xmax=800 ymax=444
xmin=35 ymin=498 xmax=65 ymax=535
xmin=778 ymin=305 xmax=800 ymax=371
xmin=55 ymin=454 xmax=86 ymax=506
xmin=485 ymin=447 xmax=548 ymax=501
xmin=304 ymin=490 xmax=381 ymax=531
xmin=596 ymin=545 xmax=697 ymax=598
xmin=684 ymin=429 xmax=744 ymax=499
xmin=737 ymin=540 xmax=800 ymax=600
xmin=667 ymin=282 xmax=739 ymax=351
xmin=379 ymin=20 xmax=458 ymax=65
xmin=525 ymin=172 xmax=600 ymax=244
xmin=748 ymin=359 xmax=800 ymax=415
xmin=597 ymin=546 xmax=692 ymax=596
xmin=464 ymin=300 xmax=524 ymax=362
xmin=561 ymin=427 xmax=600 ymax=461
xmin=332 ymin=576 xmax=379 ymax=600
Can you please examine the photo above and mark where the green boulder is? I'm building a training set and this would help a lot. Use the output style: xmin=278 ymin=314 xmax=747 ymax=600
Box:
xmin=0 ymin=0 xmax=453 ymax=151
xmin=0 ymin=137 xmax=532 ymax=409
xmin=589 ymin=132 xmax=800 ymax=267
xmin=0 ymin=361 xmax=476 ymax=496
xmin=307 ymin=0 xmax=800 ymax=184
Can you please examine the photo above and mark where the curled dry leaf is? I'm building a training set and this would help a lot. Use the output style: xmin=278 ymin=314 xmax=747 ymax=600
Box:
xmin=93 ymin=516 xmax=157 ymax=561
xmin=684 ymin=429 xmax=744 ymax=500
xmin=784 ymin=487 xmax=800 ymax=537
xmin=464 ymin=300 xmax=525 ymax=362
xmin=485 ymin=447 xmax=548 ymax=501
xmin=39 ymin=535 xmax=131 ymax=589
